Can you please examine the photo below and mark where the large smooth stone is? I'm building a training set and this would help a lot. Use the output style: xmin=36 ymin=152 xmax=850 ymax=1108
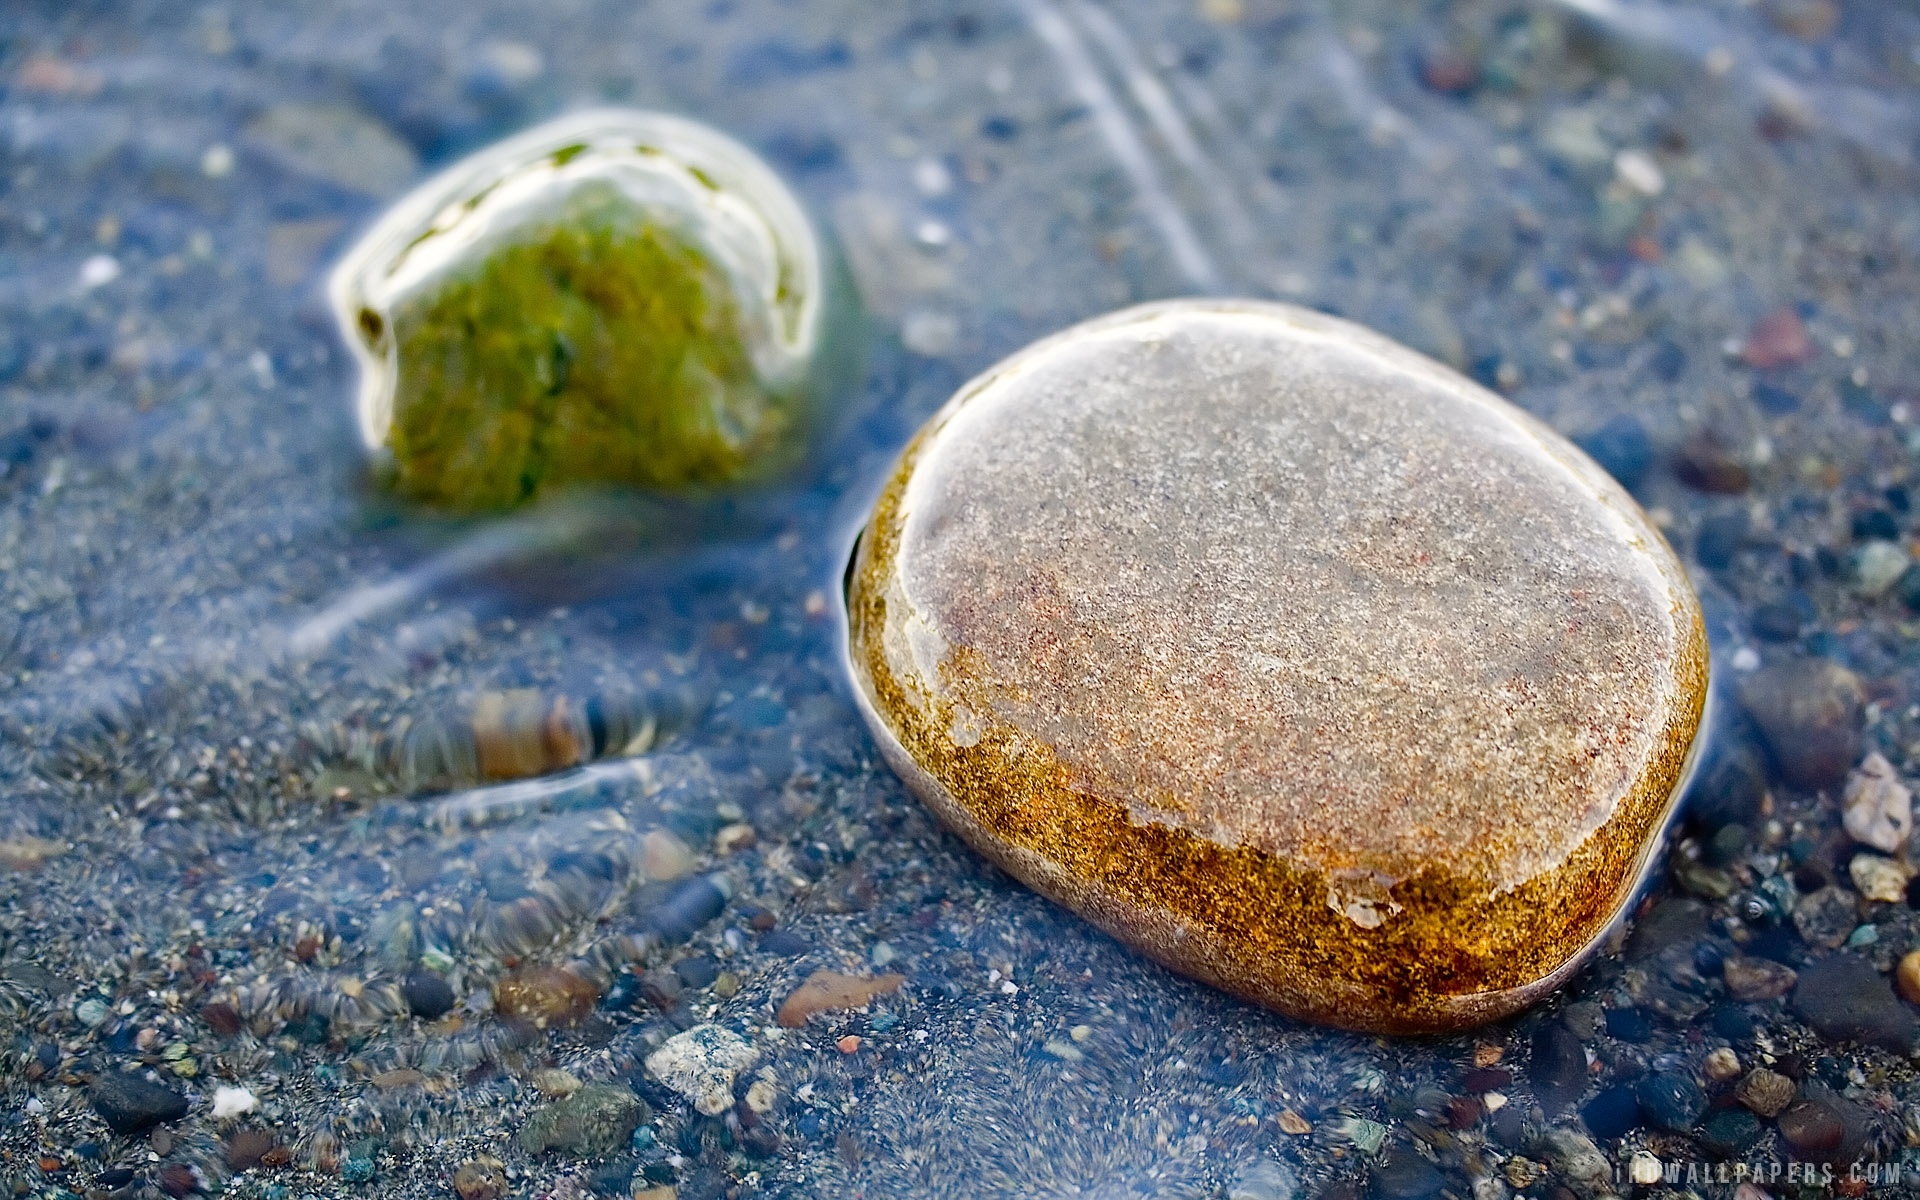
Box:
xmin=844 ymin=299 xmax=1708 ymax=1033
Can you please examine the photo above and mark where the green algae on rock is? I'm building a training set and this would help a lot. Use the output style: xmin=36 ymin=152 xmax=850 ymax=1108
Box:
xmin=844 ymin=299 xmax=1709 ymax=1035
xmin=330 ymin=109 xmax=836 ymax=509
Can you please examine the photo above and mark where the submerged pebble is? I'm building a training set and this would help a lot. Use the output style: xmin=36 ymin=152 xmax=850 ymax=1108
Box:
xmin=330 ymin=108 xmax=844 ymax=509
xmin=844 ymin=299 xmax=1707 ymax=1033
xmin=517 ymin=1083 xmax=648 ymax=1158
xmin=88 ymin=1072 xmax=188 ymax=1135
xmin=645 ymin=1023 xmax=757 ymax=1116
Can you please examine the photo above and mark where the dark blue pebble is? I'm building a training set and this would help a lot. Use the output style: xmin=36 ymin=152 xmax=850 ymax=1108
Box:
xmin=760 ymin=929 xmax=812 ymax=957
xmin=1581 ymin=1083 xmax=1642 ymax=1140
xmin=1699 ymin=1107 xmax=1764 ymax=1158
xmin=1634 ymin=1070 xmax=1706 ymax=1132
xmin=1574 ymin=415 xmax=1653 ymax=492
xmin=1710 ymin=1005 xmax=1756 ymax=1041
xmin=1605 ymin=1007 xmax=1653 ymax=1043
xmin=1852 ymin=510 xmax=1901 ymax=542
xmin=646 ymin=874 xmax=730 ymax=945
xmin=1529 ymin=1021 xmax=1587 ymax=1114
xmin=1753 ymin=382 xmax=1800 ymax=414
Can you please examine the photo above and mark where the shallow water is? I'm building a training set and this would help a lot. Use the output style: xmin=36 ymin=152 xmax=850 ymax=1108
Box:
xmin=3 ymin=1 xmax=1920 ymax=1197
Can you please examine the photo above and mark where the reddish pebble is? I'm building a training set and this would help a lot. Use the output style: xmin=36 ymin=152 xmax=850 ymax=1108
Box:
xmin=492 ymin=965 xmax=600 ymax=1030
xmin=225 ymin=1129 xmax=281 ymax=1171
xmin=1742 ymin=308 xmax=1815 ymax=369
xmin=776 ymin=970 xmax=905 ymax=1028
xmin=157 ymin=1163 xmax=201 ymax=1197
xmin=1419 ymin=48 xmax=1478 ymax=95
xmin=1461 ymin=1066 xmax=1513 ymax=1092
xmin=1447 ymin=1095 xmax=1482 ymax=1129
xmin=200 ymin=1001 xmax=241 ymax=1037
xmin=837 ymin=1034 xmax=862 ymax=1054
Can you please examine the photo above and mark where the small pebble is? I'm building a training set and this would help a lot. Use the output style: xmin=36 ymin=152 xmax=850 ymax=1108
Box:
xmin=1536 ymin=1129 xmax=1611 ymax=1197
xmin=775 ymin=969 xmax=905 ymax=1028
xmin=1277 ymin=1109 xmax=1312 ymax=1135
xmin=643 ymin=829 xmax=697 ymax=882
xmin=1849 ymin=854 xmax=1909 ymax=903
xmin=1228 ymin=1157 xmax=1300 ymax=1200
xmin=493 ymin=965 xmax=599 ymax=1030
xmin=1792 ymin=886 xmax=1860 ymax=950
xmin=1842 ymin=753 xmax=1912 ymax=853
xmin=451 ymin=1161 xmax=508 ymax=1200
xmin=1735 ymin=1068 xmax=1797 ymax=1118
xmin=1634 ymin=1069 xmax=1706 ymax=1132
xmin=401 ymin=969 xmax=456 ymax=1020
xmin=517 ymin=1084 xmax=647 ymax=1158
xmin=87 ymin=1072 xmax=188 ymax=1135
xmin=1896 ymin=950 xmax=1920 ymax=1004
xmin=645 ymin=1024 xmax=757 ymax=1116
xmin=1790 ymin=953 xmax=1918 ymax=1050
xmin=1529 ymin=1021 xmax=1589 ymax=1114
xmin=1627 ymin=1152 xmax=1662 ymax=1186
xmin=1580 ymin=1083 xmax=1641 ymax=1140
xmin=1776 ymin=1098 xmax=1845 ymax=1156
xmin=1703 ymin=1047 xmax=1742 ymax=1083
xmin=1738 ymin=658 xmax=1863 ymax=790
xmin=1699 ymin=1106 xmax=1764 ymax=1157
xmin=837 ymin=1034 xmax=862 ymax=1054
xmin=1741 ymin=308 xmax=1816 ymax=370
xmin=210 ymin=1086 xmax=257 ymax=1119
xmin=745 ymin=1079 xmax=776 ymax=1114
xmin=1723 ymin=955 xmax=1797 ymax=1001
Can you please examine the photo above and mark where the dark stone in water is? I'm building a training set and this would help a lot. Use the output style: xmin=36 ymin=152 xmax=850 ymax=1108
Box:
xmin=1372 ymin=1150 xmax=1447 ymax=1200
xmin=1851 ymin=510 xmax=1901 ymax=543
xmin=646 ymin=874 xmax=731 ymax=945
xmin=1580 ymin=1083 xmax=1642 ymax=1140
xmin=674 ymin=955 xmax=720 ymax=989
xmin=1604 ymin=1007 xmax=1653 ymax=1043
xmin=760 ymin=929 xmax=813 ymax=957
xmin=1791 ymin=953 xmax=1918 ymax=1050
xmin=1751 ymin=602 xmax=1803 ymax=642
xmin=1695 ymin=513 xmax=1748 ymax=570
xmin=1574 ymin=415 xmax=1653 ymax=492
xmin=1737 ymin=658 xmax=1863 ymax=790
xmin=1634 ymin=1070 xmax=1706 ymax=1132
xmin=88 ymin=1072 xmax=188 ymax=1135
xmin=1686 ymin=750 xmax=1767 ymax=831
xmin=1710 ymin=1005 xmax=1757 ymax=1041
xmin=1529 ymin=1021 xmax=1588 ymax=1114
xmin=402 ymin=968 xmax=455 ymax=1019
xmin=1699 ymin=1107 xmax=1764 ymax=1158
xmin=1776 ymin=1098 xmax=1845 ymax=1158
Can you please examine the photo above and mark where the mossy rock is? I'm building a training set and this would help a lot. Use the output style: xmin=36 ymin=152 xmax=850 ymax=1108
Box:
xmin=332 ymin=109 xmax=848 ymax=511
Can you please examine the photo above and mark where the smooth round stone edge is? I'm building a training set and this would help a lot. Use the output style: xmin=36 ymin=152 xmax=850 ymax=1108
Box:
xmin=840 ymin=298 xmax=1710 ymax=1035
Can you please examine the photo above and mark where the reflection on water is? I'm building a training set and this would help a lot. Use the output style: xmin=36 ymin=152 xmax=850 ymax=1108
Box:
xmin=2 ymin=0 xmax=1919 ymax=1196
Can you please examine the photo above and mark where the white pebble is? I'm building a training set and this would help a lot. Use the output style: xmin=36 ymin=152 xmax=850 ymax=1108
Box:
xmin=211 ymin=1085 xmax=258 ymax=1119
xmin=912 ymin=157 xmax=952 ymax=197
xmin=1613 ymin=149 xmax=1665 ymax=197
xmin=200 ymin=143 xmax=235 ymax=179
xmin=902 ymin=310 xmax=958 ymax=357
xmin=1629 ymin=1152 xmax=1663 ymax=1186
xmin=78 ymin=254 xmax=120 ymax=290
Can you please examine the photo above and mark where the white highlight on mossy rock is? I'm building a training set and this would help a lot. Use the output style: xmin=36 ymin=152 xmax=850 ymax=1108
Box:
xmin=329 ymin=108 xmax=826 ymax=458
